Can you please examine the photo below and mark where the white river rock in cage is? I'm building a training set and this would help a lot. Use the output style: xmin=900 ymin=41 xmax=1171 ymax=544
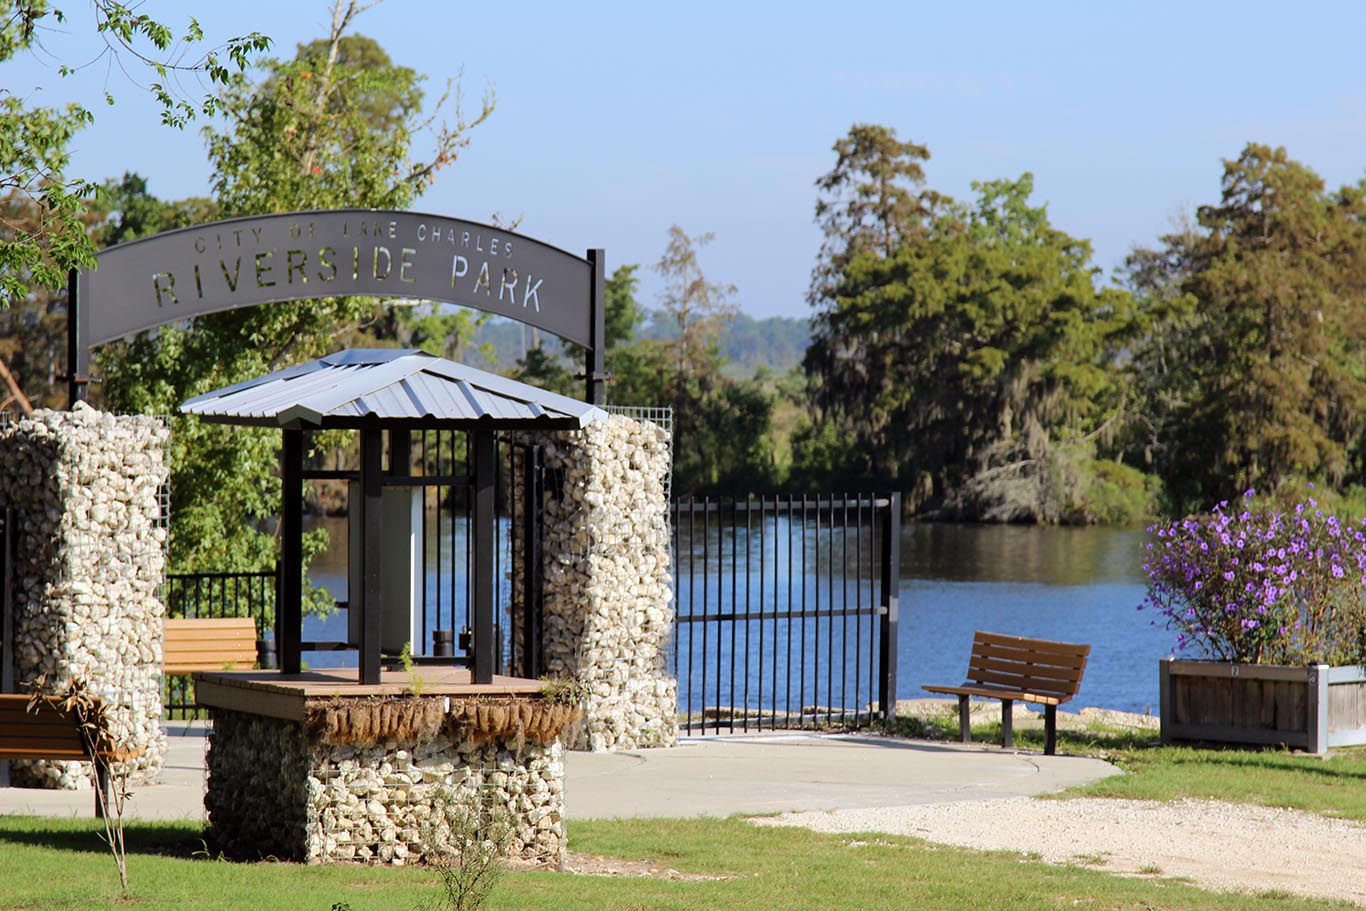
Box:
xmin=205 ymin=709 xmax=567 ymax=866
xmin=512 ymin=412 xmax=677 ymax=752
xmin=0 ymin=404 xmax=169 ymax=786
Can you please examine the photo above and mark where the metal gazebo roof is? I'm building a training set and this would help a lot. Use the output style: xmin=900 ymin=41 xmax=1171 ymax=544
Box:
xmin=179 ymin=348 xmax=607 ymax=429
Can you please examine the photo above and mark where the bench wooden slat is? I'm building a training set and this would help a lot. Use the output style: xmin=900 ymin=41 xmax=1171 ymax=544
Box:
xmin=963 ymin=664 xmax=1083 ymax=694
xmin=970 ymin=654 xmax=1085 ymax=674
xmin=0 ymin=694 xmax=141 ymax=759
xmin=0 ymin=743 xmax=89 ymax=753
xmin=166 ymin=617 xmax=257 ymax=629
xmin=0 ymin=721 xmax=91 ymax=740
xmin=923 ymin=683 xmax=1067 ymax=706
xmin=971 ymin=644 xmax=1089 ymax=671
xmin=0 ymin=693 xmax=144 ymax=816
xmin=923 ymin=630 xmax=1091 ymax=755
xmin=163 ymin=617 xmax=258 ymax=675
xmin=166 ymin=629 xmax=256 ymax=643
xmin=973 ymin=631 xmax=1091 ymax=657
xmin=0 ymin=747 xmax=90 ymax=760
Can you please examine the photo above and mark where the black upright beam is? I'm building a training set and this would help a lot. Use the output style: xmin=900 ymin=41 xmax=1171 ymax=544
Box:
xmin=65 ymin=269 xmax=88 ymax=407
xmin=1 ymin=507 xmax=13 ymax=695
xmin=279 ymin=429 xmax=304 ymax=674
xmin=472 ymin=429 xmax=496 ymax=684
xmin=520 ymin=446 xmax=543 ymax=678
xmin=584 ymin=248 xmax=606 ymax=406
xmin=878 ymin=492 xmax=901 ymax=719
xmin=359 ymin=428 xmax=385 ymax=685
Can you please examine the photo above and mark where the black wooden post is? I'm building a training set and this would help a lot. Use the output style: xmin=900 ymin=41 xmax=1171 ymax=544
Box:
xmin=279 ymin=429 xmax=304 ymax=675
xmin=1 ymin=504 xmax=13 ymax=793
xmin=1 ymin=508 xmax=11 ymax=696
xmin=473 ymin=429 xmax=495 ymax=684
xmin=584 ymin=248 xmax=606 ymax=406
xmin=65 ymin=269 xmax=88 ymax=407
xmin=359 ymin=428 xmax=384 ymax=685
xmin=878 ymin=492 xmax=901 ymax=719
xmin=520 ymin=446 xmax=543 ymax=678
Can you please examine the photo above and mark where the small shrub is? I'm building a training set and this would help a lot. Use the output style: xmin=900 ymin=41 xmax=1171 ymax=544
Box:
xmin=400 ymin=640 xmax=426 ymax=697
xmin=1142 ymin=488 xmax=1366 ymax=665
xmin=29 ymin=678 xmax=134 ymax=891
xmin=420 ymin=787 xmax=514 ymax=911
xmin=540 ymin=674 xmax=588 ymax=707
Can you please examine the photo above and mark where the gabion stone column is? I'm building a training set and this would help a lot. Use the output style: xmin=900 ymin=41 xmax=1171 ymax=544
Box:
xmin=205 ymin=700 xmax=569 ymax=865
xmin=0 ymin=404 xmax=169 ymax=786
xmin=534 ymin=413 xmax=676 ymax=751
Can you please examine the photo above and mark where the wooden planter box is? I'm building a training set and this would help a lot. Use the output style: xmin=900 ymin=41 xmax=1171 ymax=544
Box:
xmin=1159 ymin=658 xmax=1366 ymax=754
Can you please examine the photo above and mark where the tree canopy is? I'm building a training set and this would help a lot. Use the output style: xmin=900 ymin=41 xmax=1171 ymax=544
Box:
xmin=1123 ymin=143 xmax=1366 ymax=510
xmin=97 ymin=0 xmax=492 ymax=574
xmin=0 ymin=1 xmax=268 ymax=307
xmin=802 ymin=125 xmax=1141 ymax=521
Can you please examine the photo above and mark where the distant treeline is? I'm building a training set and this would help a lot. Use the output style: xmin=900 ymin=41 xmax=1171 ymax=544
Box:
xmin=7 ymin=102 xmax=1365 ymax=551
xmin=468 ymin=312 xmax=810 ymax=379
xmin=509 ymin=127 xmax=1366 ymax=526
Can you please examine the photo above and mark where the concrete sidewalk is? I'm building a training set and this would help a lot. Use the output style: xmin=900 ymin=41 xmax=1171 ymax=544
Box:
xmin=0 ymin=726 xmax=1118 ymax=822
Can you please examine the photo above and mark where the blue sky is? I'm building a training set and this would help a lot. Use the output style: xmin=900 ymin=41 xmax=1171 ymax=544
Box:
xmin=7 ymin=1 xmax=1365 ymax=319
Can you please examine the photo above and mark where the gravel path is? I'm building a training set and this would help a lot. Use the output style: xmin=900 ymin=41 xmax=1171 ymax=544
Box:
xmin=754 ymin=797 xmax=1366 ymax=905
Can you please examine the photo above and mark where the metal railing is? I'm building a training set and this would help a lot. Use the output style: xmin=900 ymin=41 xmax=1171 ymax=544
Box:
xmin=672 ymin=494 xmax=900 ymax=734
xmin=162 ymin=568 xmax=276 ymax=718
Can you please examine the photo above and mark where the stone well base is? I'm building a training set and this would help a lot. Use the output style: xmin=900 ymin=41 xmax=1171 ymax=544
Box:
xmin=205 ymin=709 xmax=566 ymax=866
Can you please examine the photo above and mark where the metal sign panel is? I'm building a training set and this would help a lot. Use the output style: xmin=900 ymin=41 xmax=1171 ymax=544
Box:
xmin=77 ymin=209 xmax=594 ymax=348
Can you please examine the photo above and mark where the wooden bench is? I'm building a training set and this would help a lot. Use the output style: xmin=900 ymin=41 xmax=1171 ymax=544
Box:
xmin=163 ymin=617 xmax=259 ymax=675
xmin=923 ymin=630 xmax=1090 ymax=755
xmin=0 ymin=693 xmax=143 ymax=816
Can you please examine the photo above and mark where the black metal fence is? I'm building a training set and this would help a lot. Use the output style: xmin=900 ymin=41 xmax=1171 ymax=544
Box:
xmin=672 ymin=494 xmax=900 ymax=734
xmin=161 ymin=429 xmax=545 ymax=718
xmin=162 ymin=569 xmax=276 ymax=718
xmin=301 ymin=429 xmax=541 ymax=675
xmin=161 ymin=488 xmax=904 ymax=733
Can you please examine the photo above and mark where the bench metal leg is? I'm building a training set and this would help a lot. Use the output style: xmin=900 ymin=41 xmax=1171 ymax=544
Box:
xmin=1000 ymin=699 xmax=1013 ymax=749
xmin=1044 ymin=705 xmax=1057 ymax=756
xmin=957 ymin=695 xmax=971 ymax=743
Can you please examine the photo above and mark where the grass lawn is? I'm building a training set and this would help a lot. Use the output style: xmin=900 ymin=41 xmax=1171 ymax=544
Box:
xmin=5 ymin=716 xmax=1364 ymax=910
xmin=0 ymin=813 xmax=1358 ymax=911
xmin=1063 ymin=742 xmax=1366 ymax=819
xmin=889 ymin=711 xmax=1366 ymax=820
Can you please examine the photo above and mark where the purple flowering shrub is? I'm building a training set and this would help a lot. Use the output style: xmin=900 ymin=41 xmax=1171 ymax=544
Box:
xmin=1141 ymin=490 xmax=1366 ymax=665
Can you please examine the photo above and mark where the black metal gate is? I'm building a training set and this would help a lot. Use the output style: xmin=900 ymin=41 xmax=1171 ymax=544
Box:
xmin=672 ymin=494 xmax=900 ymax=734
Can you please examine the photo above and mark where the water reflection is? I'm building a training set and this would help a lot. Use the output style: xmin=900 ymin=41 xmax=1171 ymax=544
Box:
xmin=906 ymin=522 xmax=1148 ymax=585
xmin=903 ymin=523 xmax=1167 ymax=714
xmin=302 ymin=513 xmax=1171 ymax=715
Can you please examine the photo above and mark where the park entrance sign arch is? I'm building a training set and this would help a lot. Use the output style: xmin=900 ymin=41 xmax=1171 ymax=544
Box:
xmin=68 ymin=208 xmax=608 ymax=404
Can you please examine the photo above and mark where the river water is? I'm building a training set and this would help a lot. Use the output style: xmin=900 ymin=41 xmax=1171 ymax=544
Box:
xmin=303 ymin=520 xmax=1171 ymax=715
xmin=901 ymin=523 xmax=1168 ymax=714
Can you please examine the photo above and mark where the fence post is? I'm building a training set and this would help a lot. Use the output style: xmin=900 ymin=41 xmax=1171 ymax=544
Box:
xmin=0 ymin=506 xmax=8 ymax=784
xmin=1 ymin=507 xmax=12 ymax=697
xmin=521 ymin=445 xmax=543 ymax=679
xmin=878 ymin=493 xmax=900 ymax=720
xmin=1308 ymin=664 xmax=1329 ymax=755
xmin=1158 ymin=657 xmax=1173 ymax=743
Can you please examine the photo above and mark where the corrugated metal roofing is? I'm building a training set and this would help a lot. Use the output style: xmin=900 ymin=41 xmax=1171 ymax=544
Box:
xmin=179 ymin=348 xmax=606 ymax=428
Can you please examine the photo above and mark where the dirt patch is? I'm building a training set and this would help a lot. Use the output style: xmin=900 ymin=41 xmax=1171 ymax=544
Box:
xmin=754 ymin=797 xmax=1366 ymax=906
xmin=506 ymin=851 xmax=730 ymax=881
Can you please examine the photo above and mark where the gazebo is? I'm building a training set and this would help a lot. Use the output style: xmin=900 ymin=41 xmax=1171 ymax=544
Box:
xmin=180 ymin=347 xmax=605 ymax=686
